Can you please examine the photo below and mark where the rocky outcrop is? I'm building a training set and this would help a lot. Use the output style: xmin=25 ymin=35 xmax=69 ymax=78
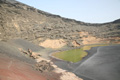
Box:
xmin=35 ymin=53 xmax=83 ymax=80
xmin=19 ymin=48 xmax=41 ymax=59
xmin=0 ymin=0 xmax=120 ymax=48
xmin=35 ymin=60 xmax=54 ymax=72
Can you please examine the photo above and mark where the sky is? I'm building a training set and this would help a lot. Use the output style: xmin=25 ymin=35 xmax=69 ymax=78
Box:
xmin=16 ymin=0 xmax=120 ymax=23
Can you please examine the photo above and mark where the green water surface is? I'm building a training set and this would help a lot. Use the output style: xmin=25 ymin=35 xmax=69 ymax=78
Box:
xmin=52 ymin=44 xmax=108 ymax=63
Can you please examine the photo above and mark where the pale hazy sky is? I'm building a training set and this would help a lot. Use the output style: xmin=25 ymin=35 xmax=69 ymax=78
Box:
xmin=17 ymin=0 xmax=120 ymax=23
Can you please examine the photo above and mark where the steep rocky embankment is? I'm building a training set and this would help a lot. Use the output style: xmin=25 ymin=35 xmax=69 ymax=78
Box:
xmin=0 ymin=0 xmax=120 ymax=49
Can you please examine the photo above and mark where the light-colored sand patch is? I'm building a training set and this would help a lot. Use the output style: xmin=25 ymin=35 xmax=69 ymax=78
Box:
xmin=36 ymin=56 xmax=82 ymax=80
xmin=54 ymin=68 xmax=82 ymax=80
xmin=79 ymin=31 xmax=104 ymax=45
xmin=39 ymin=39 xmax=66 ymax=49
xmin=82 ymin=35 xmax=102 ymax=45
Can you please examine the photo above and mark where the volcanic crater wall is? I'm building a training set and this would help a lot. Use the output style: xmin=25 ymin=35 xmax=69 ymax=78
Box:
xmin=0 ymin=0 xmax=120 ymax=48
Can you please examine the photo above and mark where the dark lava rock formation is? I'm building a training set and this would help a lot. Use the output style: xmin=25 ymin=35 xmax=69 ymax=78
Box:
xmin=0 ymin=0 xmax=120 ymax=48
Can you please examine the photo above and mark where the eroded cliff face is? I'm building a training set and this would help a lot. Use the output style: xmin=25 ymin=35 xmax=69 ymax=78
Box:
xmin=0 ymin=0 xmax=120 ymax=48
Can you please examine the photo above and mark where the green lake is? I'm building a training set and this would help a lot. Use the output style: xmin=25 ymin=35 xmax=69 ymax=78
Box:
xmin=52 ymin=44 xmax=108 ymax=63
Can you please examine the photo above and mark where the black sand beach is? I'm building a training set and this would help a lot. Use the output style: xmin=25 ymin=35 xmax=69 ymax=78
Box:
xmin=51 ymin=45 xmax=120 ymax=80
xmin=74 ymin=45 xmax=120 ymax=80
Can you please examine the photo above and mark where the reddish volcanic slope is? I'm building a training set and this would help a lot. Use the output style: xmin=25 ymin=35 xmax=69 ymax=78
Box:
xmin=0 ymin=54 xmax=60 ymax=80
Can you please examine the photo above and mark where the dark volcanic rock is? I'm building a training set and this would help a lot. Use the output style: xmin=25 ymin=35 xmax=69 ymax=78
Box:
xmin=0 ymin=0 xmax=120 ymax=46
xmin=35 ymin=60 xmax=54 ymax=72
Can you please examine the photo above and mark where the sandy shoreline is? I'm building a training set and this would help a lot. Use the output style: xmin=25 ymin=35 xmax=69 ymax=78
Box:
xmin=49 ymin=47 xmax=98 ymax=80
xmin=49 ymin=45 xmax=120 ymax=80
xmin=49 ymin=51 xmax=75 ymax=63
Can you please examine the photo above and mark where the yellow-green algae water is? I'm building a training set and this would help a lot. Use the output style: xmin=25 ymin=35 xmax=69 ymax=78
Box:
xmin=52 ymin=44 xmax=108 ymax=63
